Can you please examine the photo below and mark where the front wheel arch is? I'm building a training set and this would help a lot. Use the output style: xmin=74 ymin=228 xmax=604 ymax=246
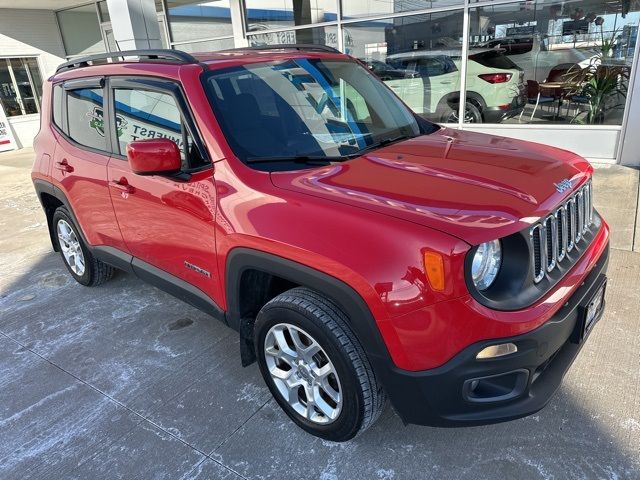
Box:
xmin=225 ymin=248 xmax=392 ymax=371
xmin=436 ymin=92 xmax=486 ymax=123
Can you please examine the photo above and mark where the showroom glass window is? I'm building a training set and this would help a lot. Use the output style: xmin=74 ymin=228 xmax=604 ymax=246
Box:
xmin=465 ymin=0 xmax=640 ymax=125
xmin=56 ymin=4 xmax=106 ymax=57
xmin=248 ymin=25 xmax=339 ymax=48
xmin=343 ymin=10 xmax=466 ymax=123
xmin=244 ymin=0 xmax=337 ymax=31
xmin=166 ymin=0 xmax=234 ymax=44
xmin=0 ymin=58 xmax=43 ymax=117
xmin=342 ymin=0 xmax=463 ymax=20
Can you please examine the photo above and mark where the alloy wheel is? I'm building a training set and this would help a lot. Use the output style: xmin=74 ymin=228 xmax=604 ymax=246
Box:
xmin=264 ymin=323 xmax=342 ymax=424
xmin=447 ymin=105 xmax=479 ymax=123
xmin=57 ymin=219 xmax=85 ymax=276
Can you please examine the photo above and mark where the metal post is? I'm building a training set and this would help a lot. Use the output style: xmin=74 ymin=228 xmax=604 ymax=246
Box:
xmin=457 ymin=1 xmax=471 ymax=128
xmin=618 ymin=19 xmax=640 ymax=167
xmin=105 ymin=0 xmax=163 ymax=50
xmin=230 ymin=0 xmax=248 ymax=48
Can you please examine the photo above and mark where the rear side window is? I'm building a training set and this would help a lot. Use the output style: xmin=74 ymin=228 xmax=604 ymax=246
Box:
xmin=469 ymin=51 xmax=521 ymax=70
xmin=66 ymin=88 xmax=107 ymax=151
xmin=389 ymin=56 xmax=457 ymax=77
xmin=52 ymin=84 xmax=63 ymax=130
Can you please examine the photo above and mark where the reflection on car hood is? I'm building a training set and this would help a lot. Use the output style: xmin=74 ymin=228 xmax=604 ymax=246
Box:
xmin=270 ymin=128 xmax=593 ymax=245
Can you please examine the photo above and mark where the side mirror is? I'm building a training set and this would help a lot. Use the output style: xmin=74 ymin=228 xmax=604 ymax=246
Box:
xmin=126 ymin=139 xmax=181 ymax=175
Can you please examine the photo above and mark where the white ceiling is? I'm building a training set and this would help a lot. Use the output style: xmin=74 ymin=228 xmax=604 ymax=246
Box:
xmin=0 ymin=0 xmax=90 ymax=10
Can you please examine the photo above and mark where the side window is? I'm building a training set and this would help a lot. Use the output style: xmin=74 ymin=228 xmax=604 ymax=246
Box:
xmin=113 ymin=88 xmax=197 ymax=165
xmin=52 ymin=84 xmax=63 ymax=131
xmin=66 ymin=87 xmax=107 ymax=151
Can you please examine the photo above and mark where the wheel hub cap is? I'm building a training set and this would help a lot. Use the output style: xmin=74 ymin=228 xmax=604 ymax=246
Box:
xmin=264 ymin=323 xmax=342 ymax=425
xmin=57 ymin=219 xmax=85 ymax=276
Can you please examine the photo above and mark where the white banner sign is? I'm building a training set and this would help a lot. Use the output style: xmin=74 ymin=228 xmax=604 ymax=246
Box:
xmin=0 ymin=102 xmax=18 ymax=153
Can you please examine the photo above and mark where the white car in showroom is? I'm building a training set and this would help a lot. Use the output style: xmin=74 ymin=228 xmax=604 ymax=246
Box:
xmin=382 ymin=49 xmax=525 ymax=123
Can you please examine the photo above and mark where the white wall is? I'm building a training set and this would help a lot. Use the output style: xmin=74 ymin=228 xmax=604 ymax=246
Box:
xmin=0 ymin=8 xmax=66 ymax=148
xmin=463 ymin=124 xmax=620 ymax=163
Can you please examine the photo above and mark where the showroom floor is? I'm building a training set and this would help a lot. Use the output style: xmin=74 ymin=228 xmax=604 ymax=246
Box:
xmin=1 ymin=148 xmax=639 ymax=479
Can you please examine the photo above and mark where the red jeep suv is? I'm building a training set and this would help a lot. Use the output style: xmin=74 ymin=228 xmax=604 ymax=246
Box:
xmin=32 ymin=47 xmax=609 ymax=442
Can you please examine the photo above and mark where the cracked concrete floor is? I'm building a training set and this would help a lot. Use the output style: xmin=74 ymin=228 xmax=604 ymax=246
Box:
xmin=1 ymin=149 xmax=639 ymax=480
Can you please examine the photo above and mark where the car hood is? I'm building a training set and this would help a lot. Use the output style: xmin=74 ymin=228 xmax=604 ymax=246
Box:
xmin=270 ymin=128 xmax=593 ymax=245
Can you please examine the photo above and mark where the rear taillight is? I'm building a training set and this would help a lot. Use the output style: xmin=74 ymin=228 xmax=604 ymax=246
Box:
xmin=478 ymin=73 xmax=512 ymax=84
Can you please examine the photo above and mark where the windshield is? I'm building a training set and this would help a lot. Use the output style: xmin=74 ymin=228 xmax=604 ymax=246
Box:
xmin=203 ymin=58 xmax=436 ymax=169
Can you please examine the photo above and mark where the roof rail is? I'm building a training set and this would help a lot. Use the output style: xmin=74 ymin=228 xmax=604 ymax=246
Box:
xmin=55 ymin=49 xmax=200 ymax=74
xmin=226 ymin=44 xmax=341 ymax=54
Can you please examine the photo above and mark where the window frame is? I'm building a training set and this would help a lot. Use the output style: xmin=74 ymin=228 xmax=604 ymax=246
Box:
xmin=51 ymin=83 xmax=65 ymax=132
xmin=105 ymin=76 xmax=210 ymax=172
xmin=0 ymin=56 xmax=44 ymax=117
xmin=54 ymin=76 xmax=113 ymax=155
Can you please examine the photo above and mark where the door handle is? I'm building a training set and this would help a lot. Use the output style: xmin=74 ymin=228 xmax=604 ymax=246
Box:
xmin=54 ymin=159 xmax=74 ymax=173
xmin=109 ymin=179 xmax=135 ymax=194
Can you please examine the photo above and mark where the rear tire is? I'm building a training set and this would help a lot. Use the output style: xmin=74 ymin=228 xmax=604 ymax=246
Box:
xmin=254 ymin=287 xmax=386 ymax=442
xmin=52 ymin=207 xmax=115 ymax=287
xmin=443 ymin=101 xmax=483 ymax=123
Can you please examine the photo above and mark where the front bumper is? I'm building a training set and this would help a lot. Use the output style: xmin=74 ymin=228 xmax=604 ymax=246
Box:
xmin=382 ymin=243 xmax=609 ymax=427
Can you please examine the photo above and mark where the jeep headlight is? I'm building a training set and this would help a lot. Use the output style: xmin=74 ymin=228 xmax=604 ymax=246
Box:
xmin=471 ymin=240 xmax=502 ymax=291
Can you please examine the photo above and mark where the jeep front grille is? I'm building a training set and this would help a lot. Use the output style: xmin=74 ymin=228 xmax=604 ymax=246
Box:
xmin=530 ymin=180 xmax=593 ymax=283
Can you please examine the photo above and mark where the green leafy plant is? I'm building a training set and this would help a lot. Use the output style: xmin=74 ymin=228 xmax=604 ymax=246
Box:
xmin=565 ymin=59 xmax=630 ymax=124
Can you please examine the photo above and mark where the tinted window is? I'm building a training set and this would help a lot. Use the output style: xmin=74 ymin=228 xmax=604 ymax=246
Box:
xmin=66 ymin=88 xmax=106 ymax=151
xmin=113 ymin=89 xmax=182 ymax=155
xmin=204 ymin=59 xmax=431 ymax=167
xmin=388 ymin=55 xmax=457 ymax=77
xmin=52 ymin=84 xmax=63 ymax=131
xmin=469 ymin=51 xmax=521 ymax=70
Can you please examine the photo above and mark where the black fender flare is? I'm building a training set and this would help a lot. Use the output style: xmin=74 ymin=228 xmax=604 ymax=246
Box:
xmin=32 ymin=179 xmax=90 ymax=252
xmin=225 ymin=248 xmax=395 ymax=381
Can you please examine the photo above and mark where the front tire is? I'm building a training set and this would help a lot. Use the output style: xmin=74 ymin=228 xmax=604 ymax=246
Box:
xmin=52 ymin=207 xmax=115 ymax=287
xmin=254 ymin=287 xmax=386 ymax=442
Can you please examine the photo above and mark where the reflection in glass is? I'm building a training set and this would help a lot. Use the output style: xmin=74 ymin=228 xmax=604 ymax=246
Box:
xmin=203 ymin=58 xmax=428 ymax=166
xmin=343 ymin=0 xmax=463 ymax=20
xmin=248 ymin=25 xmax=339 ymax=49
xmin=56 ymin=5 xmax=105 ymax=56
xmin=9 ymin=59 xmax=38 ymax=114
xmin=467 ymin=0 xmax=639 ymax=125
xmin=0 ymin=61 xmax=21 ymax=117
xmin=166 ymin=0 xmax=233 ymax=43
xmin=245 ymin=0 xmax=337 ymax=32
xmin=344 ymin=11 xmax=468 ymax=123
xmin=177 ymin=37 xmax=235 ymax=52
xmin=0 ymin=58 xmax=44 ymax=117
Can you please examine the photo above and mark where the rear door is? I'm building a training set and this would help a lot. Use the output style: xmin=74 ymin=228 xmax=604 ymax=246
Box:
xmin=51 ymin=77 xmax=127 ymax=251
xmin=104 ymin=77 xmax=222 ymax=305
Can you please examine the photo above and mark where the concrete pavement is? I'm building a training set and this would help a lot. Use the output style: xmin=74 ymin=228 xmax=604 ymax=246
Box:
xmin=1 ymin=148 xmax=639 ymax=479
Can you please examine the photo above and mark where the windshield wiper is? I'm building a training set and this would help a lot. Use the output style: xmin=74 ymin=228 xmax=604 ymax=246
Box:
xmin=245 ymin=155 xmax=345 ymax=165
xmin=245 ymin=135 xmax=415 ymax=165
xmin=348 ymin=134 xmax=416 ymax=157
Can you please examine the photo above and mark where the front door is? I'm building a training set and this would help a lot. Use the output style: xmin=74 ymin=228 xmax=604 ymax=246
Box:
xmin=105 ymin=78 xmax=222 ymax=305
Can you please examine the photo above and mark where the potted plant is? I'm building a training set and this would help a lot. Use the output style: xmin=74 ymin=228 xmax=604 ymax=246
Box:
xmin=565 ymin=59 xmax=629 ymax=124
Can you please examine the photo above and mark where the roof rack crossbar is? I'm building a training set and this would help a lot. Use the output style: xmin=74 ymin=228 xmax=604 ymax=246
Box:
xmin=225 ymin=44 xmax=341 ymax=54
xmin=55 ymin=49 xmax=200 ymax=74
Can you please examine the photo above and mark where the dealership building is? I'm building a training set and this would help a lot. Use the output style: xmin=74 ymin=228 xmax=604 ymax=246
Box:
xmin=0 ymin=0 xmax=639 ymax=165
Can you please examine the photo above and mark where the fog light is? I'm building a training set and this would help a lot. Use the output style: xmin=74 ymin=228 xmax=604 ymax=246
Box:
xmin=476 ymin=343 xmax=517 ymax=360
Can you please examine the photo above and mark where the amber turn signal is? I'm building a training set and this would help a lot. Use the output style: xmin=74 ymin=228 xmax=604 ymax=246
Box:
xmin=423 ymin=251 xmax=446 ymax=291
